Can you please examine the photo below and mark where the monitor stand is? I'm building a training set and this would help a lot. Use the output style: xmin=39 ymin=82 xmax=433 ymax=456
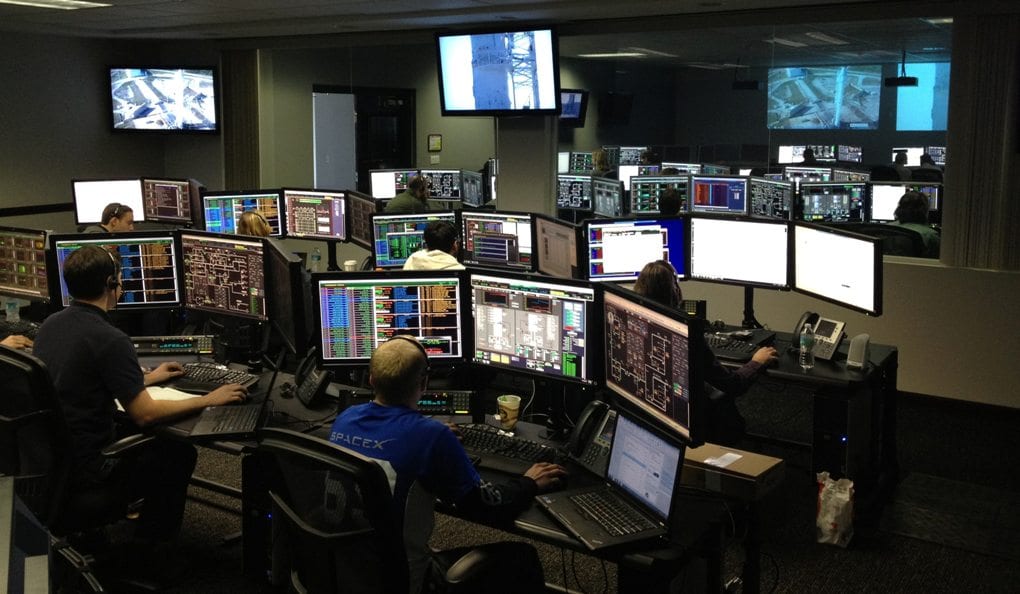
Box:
xmin=741 ymin=286 xmax=764 ymax=329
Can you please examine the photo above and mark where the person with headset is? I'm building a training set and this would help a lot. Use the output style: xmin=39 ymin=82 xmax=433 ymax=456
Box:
xmin=82 ymin=202 xmax=136 ymax=233
xmin=32 ymin=246 xmax=247 ymax=569
xmin=633 ymin=260 xmax=778 ymax=446
xmin=402 ymin=220 xmax=464 ymax=270
xmin=328 ymin=335 xmax=565 ymax=593
xmin=383 ymin=174 xmax=431 ymax=214
xmin=237 ymin=209 xmax=272 ymax=237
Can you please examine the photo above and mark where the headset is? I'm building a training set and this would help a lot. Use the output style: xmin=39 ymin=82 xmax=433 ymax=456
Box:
xmin=388 ymin=334 xmax=431 ymax=377
xmin=105 ymin=248 xmax=121 ymax=290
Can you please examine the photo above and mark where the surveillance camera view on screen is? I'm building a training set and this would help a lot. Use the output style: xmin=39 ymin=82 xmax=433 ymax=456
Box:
xmin=439 ymin=30 xmax=557 ymax=111
xmin=110 ymin=68 xmax=216 ymax=131
xmin=768 ymin=65 xmax=881 ymax=129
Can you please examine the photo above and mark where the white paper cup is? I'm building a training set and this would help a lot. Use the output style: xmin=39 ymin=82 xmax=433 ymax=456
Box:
xmin=496 ymin=394 xmax=522 ymax=431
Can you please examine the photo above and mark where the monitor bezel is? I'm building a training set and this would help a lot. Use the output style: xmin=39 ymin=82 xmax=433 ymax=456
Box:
xmin=747 ymin=177 xmax=795 ymax=221
xmin=345 ymin=190 xmax=383 ymax=250
xmin=281 ymin=187 xmax=349 ymax=243
xmin=418 ymin=169 xmax=465 ymax=201
xmin=47 ymin=230 xmax=182 ymax=310
xmin=72 ymin=178 xmax=147 ymax=225
xmin=532 ymin=212 xmax=581 ymax=279
xmin=583 ymin=215 xmax=690 ymax=283
xmin=176 ymin=228 xmax=268 ymax=321
xmin=591 ymin=177 xmax=627 ymax=218
xmin=107 ymin=65 xmax=220 ymax=135
xmin=688 ymin=174 xmax=750 ymax=216
xmin=797 ymin=181 xmax=868 ymax=223
xmin=368 ymin=168 xmax=421 ymax=200
xmin=467 ymin=268 xmax=601 ymax=386
xmin=0 ymin=225 xmax=50 ymax=303
xmin=600 ymin=281 xmax=706 ymax=445
xmin=792 ymin=221 xmax=883 ymax=316
xmin=687 ymin=215 xmax=792 ymax=290
xmin=556 ymin=173 xmax=594 ymax=211
xmin=459 ymin=209 xmax=537 ymax=271
xmin=370 ymin=211 xmax=459 ymax=269
xmin=263 ymin=237 xmax=312 ymax=355
xmin=200 ymin=188 xmax=285 ymax=238
xmin=141 ymin=176 xmax=194 ymax=225
xmin=628 ymin=175 xmax=691 ymax=215
xmin=314 ymin=269 xmax=470 ymax=368
xmin=559 ymin=88 xmax=589 ymax=128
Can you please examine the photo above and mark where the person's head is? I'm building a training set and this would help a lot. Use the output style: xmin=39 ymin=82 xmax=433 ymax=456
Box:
xmin=237 ymin=210 xmax=272 ymax=237
xmin=100 ymin=203 xmax=135 ymax=232
xmin=593 ymin=149 xmax=609 ymax=172
xmin=894 ymin=191 xmax=930 ymax=224
xmin=920 ymin=153 xmax=936 ymax=166
xmin=633 ymin=260 xmax=681 ymax=308
xmin=63 ymin=245 xmax=121 ymax=307
xmin=640 ymin=150 xmax=659 ymax=165
xmin=894 ymin=151 xmax=908 ymax=166
xmin=369 ymin=335 xmax=430 ymax=406
xmin=802 ymin=148 xmax=816 ymax=162
xmin=423 ymin=220 xmax=459 ymax=255
xmin=658 ymin=188 xmax=681 ymax=216
xmin=407 ymin=175 xmax=428 ymax=201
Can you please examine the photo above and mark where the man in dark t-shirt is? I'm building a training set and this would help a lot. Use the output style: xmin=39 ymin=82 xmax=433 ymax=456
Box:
xmin=33 ymin=245 xmax=246 ymax=543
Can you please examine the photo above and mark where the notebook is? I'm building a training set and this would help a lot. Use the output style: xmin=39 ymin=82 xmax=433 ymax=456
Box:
xmin=535 ymin=413 xmax=683 ymax=551
xmin=188 ymin=355 xmax=281 ymax=440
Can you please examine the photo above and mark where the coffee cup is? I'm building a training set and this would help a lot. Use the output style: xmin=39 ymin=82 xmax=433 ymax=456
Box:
xmin=496 ymin=394 xmax=522 ymax=431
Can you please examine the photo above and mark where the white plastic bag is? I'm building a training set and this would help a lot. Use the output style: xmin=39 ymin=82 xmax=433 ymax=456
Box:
xmin=816 ymin=471 xmax=854 ymax=547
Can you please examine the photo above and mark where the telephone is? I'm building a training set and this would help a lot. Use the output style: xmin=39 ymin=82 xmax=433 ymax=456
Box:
xmin=566 ymin=400 xmax=617 ymax=478
xmin=293 ymin=347 xmax=333 ymax=408
xmin=792 ymin=311 xmax=846 ymax=361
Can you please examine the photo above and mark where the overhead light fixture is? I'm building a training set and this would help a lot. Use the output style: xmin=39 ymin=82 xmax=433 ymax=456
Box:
xmin=577 ymin=52 xmax=646 ymax=59
xmin=804 ymin=32 xmax=850 ymax=45
xmin=885 ymin=49 xmax=918 ymax=87
xmin=0 ymin=0 xmax=110 ymax=8
xmin=764 ymin=37 xmax=808 ymax=48
xmin=923 ymin=17 xmax=954 ymax=25
xmin=686 ymin=63 xmax=728 ymax=70
xmin=624 ymin=47 xmax=678 ymax=58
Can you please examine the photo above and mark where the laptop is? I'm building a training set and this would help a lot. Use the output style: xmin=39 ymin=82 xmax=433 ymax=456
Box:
xmin=535 ymin=412 xmax=683 ymax=551
xmin=188 ymin=354 xmax=281 ymax=440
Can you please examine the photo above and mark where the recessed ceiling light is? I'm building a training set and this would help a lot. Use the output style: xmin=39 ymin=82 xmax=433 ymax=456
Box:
xmin=0 ymin=0 xmax=110 ymax=8
xmin=624 ymin=47 xmax=678 ymax=58
xmin=923 ymin=17 xmax=954 ymax=25
xmin=764 ymin=37 xmax=808 ymax=48
xmin=578 ymin=52 xmax=647 ymax=58
xmin=804 ymin=32 xmax=850 ymax=45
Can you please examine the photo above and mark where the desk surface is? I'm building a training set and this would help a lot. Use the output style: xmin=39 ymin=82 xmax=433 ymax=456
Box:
xmin=731 ymin=333 xmax=897 ymax=388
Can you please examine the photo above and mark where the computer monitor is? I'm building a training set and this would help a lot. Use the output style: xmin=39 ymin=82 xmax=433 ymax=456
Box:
xmin=618 ymin=146 xmax=647 ymax=166
xmin=748 ymin=178 xmax=794 ymax=220
xmin=831 ymin=168 xmax=871 ymax=182
xmin=569 ymin=152 xmax=595 ymax=173
xmin=868 ymin=182 xmax=941 ymax=222
xmin=316 ymin=270 xmax=464 ymax=365
xmin=346 ymin=191 xmax=381 ymax=250
xmin=592 ymin=177 xmax=626 ymax=218
xmin=49 ymin=232 xmax=180 ymax=309
xmin=534 ymin=213 xmax=580 ymax=278
xmin=557 ymin=174 xmax=593 ymax=210
xmin=141 ymin=177 xmax=193 ymax=225
xmin=783 ymin=166 xmax=832 ymax=183
xmin=926 ymin=146 xmax=947 ymax=166
xmin=700 ymin=163 xmax=732 ymax=174
xmin=0 ymin=227 xmax=48 ymax=302
xmin=371 ymin=212 xmax=457 ymax=269
xmin=557 ymin=152 xmax=570 ymax=174
xmin=629 ymin=176 xmax=689 ymax=214
xmin=419 ymin=169 xmax=462 ymax=200
xmin=559 ymin=88 xmax=589 ymax=127
xmin=585 ymin=216 xmax=687 ymax=282
xmin=798 ymin=182 xmax=866 ymax=223
xmin=178 ymin=230 xmax=266 ymax=320
xmin=369 ymin=169 xmax=420 ymax=199
xmin=469 ymin=270 xmax=596 ymax=384
xmin=460 ymin=210 xmax=534 ymax=270
xmin=72 ymin=179 xmax=146 ymax=225
xmin=793 ymin=223 xmax=882 ymax=316
xmin=689 ymin=216 xmax=790 ymax=289
xmin=602 ymin=283 xmax=702 ymax=443
xmin=892 ymin=147 xmax=925 ymax=166
xmin=601 ymin=146 xmax=621 ymax=167
xmin=689 ymin=175 xmax=748 ymax=215
xmin=264 ymin=237 xmax=312 ymax=355
xmin=838 ymin=145 xmax=863 ymax=163
xmin=461 ymin=170 xmax=485 ymax=207
xmin=282 ymin=188 xmax=347 ymax=242
xmin=202 ymin=189 xmax=283 ymax=236
xmin=661 ymin=162 xmax=701 ymax=174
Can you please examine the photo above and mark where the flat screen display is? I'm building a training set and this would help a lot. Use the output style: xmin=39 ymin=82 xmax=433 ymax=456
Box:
xmin=73 ymin=179 xmax=146 ymax=225
xmin=560 ymin=89 xmax=589 ymax=127
xmin=768 ymin=65 xmax=882 ymax=129
xmin=141 ymin=178 xmax=192 ymax=225
xmin=369 ymin=169 xmax=420 ymax=200
xmin=202 ymin=190 xmax=283 ymax=237
xmin=689 ymin=217 xmax=789 ymax=289
xmin=178 ymin=230 xmax=266 ymax=320
xmin=630 ymin=176 xmax=689 ymax=214
xmin=689 ymin=176 xmax=748 ymax=215
xmin=534 ymin=214 xmax=579 ymax=278
xmin=283 ymin=189 xmax=347 ymax=241
xmin=586 ymin=217 xmax=687 ymax=282
xmin=793 ymin=223 xmax=882 ymax=316
xmin=109 ymin=67 xmax=218 ymax=132
xmin=460 ymin=210 xmax=534 ymax=270
xmin=0 ymin=227 xmax=48 ymax=302
xmin=748 ymin=178 xmax=793 ymax=220
xmin=896 ymin=62 xmax=950 ymax=131
xmin=372 ymin=212 xmax=457 ymax=268
xmin=798 ymin=182 xmax=866 ymax=223
xmin=557 ymin=174 xmax=593 ymax=210
xmin=436 ymin=28 xmax=560 ymax=116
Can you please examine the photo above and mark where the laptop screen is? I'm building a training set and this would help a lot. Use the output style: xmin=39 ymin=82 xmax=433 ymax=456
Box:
xmin=606 ymin=414 xmax=681 ymax=520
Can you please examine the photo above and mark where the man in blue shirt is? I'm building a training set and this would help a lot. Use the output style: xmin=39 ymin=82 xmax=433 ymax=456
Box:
xmin=329 ymin=335 xmax=565 ymax=593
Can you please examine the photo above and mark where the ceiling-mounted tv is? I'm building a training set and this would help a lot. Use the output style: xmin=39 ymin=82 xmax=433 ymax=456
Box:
xmin=109 ymin=67 xmax=219 ymax=133
xmin=436 ymin=27 xmax=561 ymax=117
xmin=559 ymin=88 xmax=589 ymax=127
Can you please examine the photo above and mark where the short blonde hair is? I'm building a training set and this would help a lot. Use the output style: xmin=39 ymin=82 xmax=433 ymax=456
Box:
xmin=238 ymin=210 xmax=272 ymax=237
xmin=369 ymin=337 xmax=428 ymax=404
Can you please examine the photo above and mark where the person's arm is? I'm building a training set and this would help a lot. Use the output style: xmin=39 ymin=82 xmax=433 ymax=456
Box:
xmin=1 ymin=335 xmax=32 ymax=350
xmin=122 ymin=383 xmax=248 ymax=427
xmin=702 ymin=344 xmax=777 ymax=398
xmin=143 ymin=361 xmax=184 ymax=386
xmin=454 ymin=462 xmax=566 ymax=525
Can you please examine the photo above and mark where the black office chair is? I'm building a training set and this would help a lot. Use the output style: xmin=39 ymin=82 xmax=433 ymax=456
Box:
xmin=837 ymin=223 xmax=926 ymax=257
xmin=868 ymin=165 xmax=902 ymax=182
xmin=911 ymin=168 xmax=943 ymax=182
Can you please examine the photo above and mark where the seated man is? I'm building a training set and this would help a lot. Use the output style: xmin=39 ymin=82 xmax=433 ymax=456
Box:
xmin=83 ymin=203 xmax=135 ymax=233
xmin=402 ymin=220 xmax=464 ymax=271
xmin=32 ymin=246 xmax=246 ymax=557
xmin=329 ymin=336 xmax=565 ymax=593
xmin=384 ymin=175 xmax=431 ymax=214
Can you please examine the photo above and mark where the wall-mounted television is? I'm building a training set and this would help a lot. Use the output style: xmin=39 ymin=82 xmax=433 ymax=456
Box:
xmin=559 ymin=88 xmax=589 ymax=127
xmin=767 ymin=65 xmax=881 ymax=130
xmin=436 ymin=27 xmax=560 ymax=116
xmin=109 ymin=67 xmax=218 ymax=133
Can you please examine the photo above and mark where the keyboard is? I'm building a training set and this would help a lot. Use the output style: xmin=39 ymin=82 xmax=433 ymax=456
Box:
xmin=0 ymin=319 xmax=40 ymax=340
xmin=167 ymin=362 xmax=260 ymax=393
xmin=570 ymin=490 xmax=656 ymax=536
xmin=457 ymin=423 xmax=559 ymax=474
xmin=190 ymin=404 xmax=261 ymax=437
xmin=706 ymin=333 xmax=757 ymax=363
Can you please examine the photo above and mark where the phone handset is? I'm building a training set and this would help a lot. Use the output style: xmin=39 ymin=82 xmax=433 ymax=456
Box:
xmin=791 ymin=311 xmax=846 ymax=361
xmin=293 ymin=347 xmax=333 ymax=408
xmin=566 ymin=400 xmax=616 ymax=478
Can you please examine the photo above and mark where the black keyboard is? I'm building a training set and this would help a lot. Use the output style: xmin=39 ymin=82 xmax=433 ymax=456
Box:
xmin=192 ymin=405 xmax=261 ymax=436
xmin=457 ymin=423 xmax=559 ymax=474
xmin=0 ymin=319 xmax=40 ymax=340
xmin=706 ymin=334 xmax=756 ymax=363
xmin=571 ymin=490 xmax=655 ymax=536
xmin=168 ymin=362 xmax=260 ymax=393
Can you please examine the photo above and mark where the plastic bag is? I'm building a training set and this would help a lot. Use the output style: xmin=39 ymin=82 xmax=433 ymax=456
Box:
xmin=816 ymin=471 xmax=854 ymax=547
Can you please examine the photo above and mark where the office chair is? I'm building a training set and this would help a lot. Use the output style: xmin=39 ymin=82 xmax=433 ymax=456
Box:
xmin=868 ymin=165 xmax=902 ymax=182
xmin=837 ymin=223 xmax=926 ymax=257
xmin=911 ymin=168 xmax=943 ymax=182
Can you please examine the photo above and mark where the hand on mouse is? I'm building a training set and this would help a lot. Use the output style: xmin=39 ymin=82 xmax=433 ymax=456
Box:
xmin=524 ymin=462 xmax=568 ymax=492
xmin=752 ymin=346 xmax=779 ymax=366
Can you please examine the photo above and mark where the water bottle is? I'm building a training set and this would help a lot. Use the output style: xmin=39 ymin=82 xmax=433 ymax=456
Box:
xmin=799 ymin=322 xmax=816 ymax=371
xmin=4 ymin=299 xmax=20 ymax=323
xmin=310 ymin=247 xmax=322 ymax=272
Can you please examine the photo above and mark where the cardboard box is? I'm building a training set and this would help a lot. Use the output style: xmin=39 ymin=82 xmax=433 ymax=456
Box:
xmin=681 ymin=443 xmax=785 ymax=502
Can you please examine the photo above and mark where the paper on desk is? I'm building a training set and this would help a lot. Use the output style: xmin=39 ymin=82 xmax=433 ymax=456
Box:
xmin=116 ymin=386 xmax=203 ymax=412
xmin=705 ymin=452 xmax=742 ymax=468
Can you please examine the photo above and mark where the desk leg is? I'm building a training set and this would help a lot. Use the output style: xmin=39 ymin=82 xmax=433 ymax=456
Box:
xmin=741 ymin=501 xmax=762 ymax=594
